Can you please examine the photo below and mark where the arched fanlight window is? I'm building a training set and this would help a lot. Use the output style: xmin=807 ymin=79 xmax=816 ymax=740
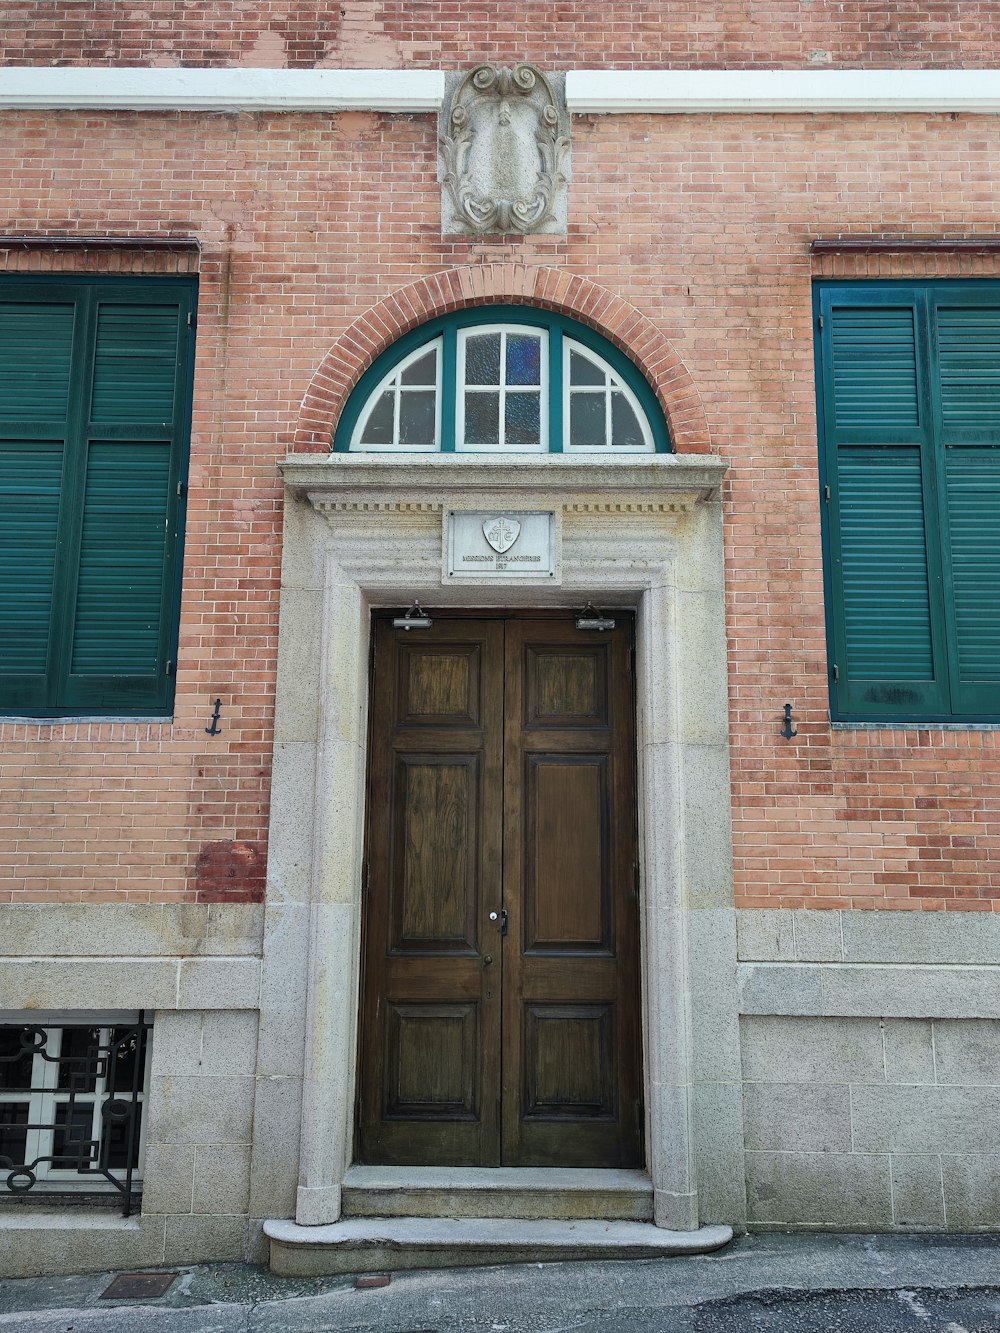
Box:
xmin=335 ymin=306 xmax=670 ymax=453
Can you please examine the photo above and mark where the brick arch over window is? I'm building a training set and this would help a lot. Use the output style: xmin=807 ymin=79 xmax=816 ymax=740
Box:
xmin=293 ymin=266 xmax=712 ymax=455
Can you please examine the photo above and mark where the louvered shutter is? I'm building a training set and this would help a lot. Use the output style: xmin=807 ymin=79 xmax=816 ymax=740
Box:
xmin=933 ymin=301 xmax=1000 ymax=715
xmin=0 ymin=281 xmax=194 ymax=716
xmin=818 ymin=288 xmax=950 ymax=720
xmin=62 ymin=296 xmax=190 ymax=711
xmin=0 ymin=298 xmax=78 ymax=711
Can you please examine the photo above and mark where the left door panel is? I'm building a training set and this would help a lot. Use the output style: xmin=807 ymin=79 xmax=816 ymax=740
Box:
xmin=357 ymin=617 xmax=504 ymax=1165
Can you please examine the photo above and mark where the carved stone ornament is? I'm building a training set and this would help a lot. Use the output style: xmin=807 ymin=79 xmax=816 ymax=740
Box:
xmin=440 ymin=64 xmax=570 ymax=235
xmin=483 ymin=515 xmax=520 ymax=553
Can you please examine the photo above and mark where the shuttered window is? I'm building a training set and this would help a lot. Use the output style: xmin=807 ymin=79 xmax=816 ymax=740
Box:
xmin=0 ymin=278 xmax=195 ymax=717
xmin=816 ymin=281 xmax=1000 ymax=721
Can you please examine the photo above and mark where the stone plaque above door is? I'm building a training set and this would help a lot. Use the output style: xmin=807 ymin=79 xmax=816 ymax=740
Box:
xmin=446 ymin=510 xmax=557 ymax=581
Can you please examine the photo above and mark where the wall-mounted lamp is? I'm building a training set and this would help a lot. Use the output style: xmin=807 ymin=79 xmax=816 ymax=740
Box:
xmin=392 ymin=601 xmax=433 ymax=631
xmin=575 ymin=603 xmax=616 ymax=632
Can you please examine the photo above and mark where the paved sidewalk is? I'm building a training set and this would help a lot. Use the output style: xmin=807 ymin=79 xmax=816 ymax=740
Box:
xmin=3 ymin=1232 xmax=1000 ymax=1331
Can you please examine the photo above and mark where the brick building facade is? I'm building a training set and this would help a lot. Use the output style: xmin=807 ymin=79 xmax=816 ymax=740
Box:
xmin=3 ymin=4 xmax=1000 ymax=1277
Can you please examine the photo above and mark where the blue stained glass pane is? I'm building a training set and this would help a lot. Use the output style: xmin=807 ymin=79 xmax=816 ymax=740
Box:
xmin=506 ymin=334 xmax=541 ymax=386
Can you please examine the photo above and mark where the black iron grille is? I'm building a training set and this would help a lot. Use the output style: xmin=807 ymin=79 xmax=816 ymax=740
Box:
xmin=0 ymin=1015 xmax=150 ymax=1216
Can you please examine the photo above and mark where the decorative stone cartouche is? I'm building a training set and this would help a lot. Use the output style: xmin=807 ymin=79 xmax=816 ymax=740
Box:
xmin=440 ymin=64 xmax=570 ymax=235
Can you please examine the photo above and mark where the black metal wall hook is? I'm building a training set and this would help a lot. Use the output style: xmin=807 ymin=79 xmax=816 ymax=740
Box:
xmin=205 ymin=698 xmax=223 ymax=736
xmin=781 ymin=703 xmax=798 ymax=740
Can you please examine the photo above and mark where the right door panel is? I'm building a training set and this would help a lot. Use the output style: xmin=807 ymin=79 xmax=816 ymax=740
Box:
xmin=501 ymin=618 xmax=643 ymax=1167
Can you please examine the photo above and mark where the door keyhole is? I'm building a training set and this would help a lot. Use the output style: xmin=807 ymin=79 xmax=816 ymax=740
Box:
xmin=489 ymin=908 xmax=509 ymax=936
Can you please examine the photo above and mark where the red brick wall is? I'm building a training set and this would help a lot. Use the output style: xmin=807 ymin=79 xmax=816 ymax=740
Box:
xmin=2 ymin=2 xmax=999 ymax=70
xmin=2 ymin=101 xmax=1000 ymax=909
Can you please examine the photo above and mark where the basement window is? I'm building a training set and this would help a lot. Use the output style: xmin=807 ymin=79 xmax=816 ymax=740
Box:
xmin=0 ymin=1014 xmax=151 ymax=1214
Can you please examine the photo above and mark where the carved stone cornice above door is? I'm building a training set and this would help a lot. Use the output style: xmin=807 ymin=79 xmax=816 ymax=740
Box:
xmin=440 ymin=64 xmax=570 ymax=235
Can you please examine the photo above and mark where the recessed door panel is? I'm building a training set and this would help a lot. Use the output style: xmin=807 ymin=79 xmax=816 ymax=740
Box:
xmin=359 ymin=612 xmax=641 ymax=1169
xmin=392 ymin=754 xmax=479 ymax=950
xmin=523 ymin=1003 xmax=615 ymax=1119
xmin=385 ymin=1002 xmax=479 ymax=1120
xmin=525 ymin=644 xmax=609 ymax=727
xmin=524 ymin=755 xmax=610 ymax=952
xmin=398 ymin=643 xmax=482 ymax=726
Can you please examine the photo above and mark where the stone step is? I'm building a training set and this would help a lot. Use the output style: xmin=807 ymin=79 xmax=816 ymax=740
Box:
xmin=265 ymin=1215 xmax=734 ymax=1277
xmin=341 ymin=1165 xmax=654 ymax=1221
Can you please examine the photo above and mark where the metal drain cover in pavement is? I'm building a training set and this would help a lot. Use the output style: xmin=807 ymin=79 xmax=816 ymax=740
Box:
xmin=100 ymin=1272 xmax=178 ymax=1300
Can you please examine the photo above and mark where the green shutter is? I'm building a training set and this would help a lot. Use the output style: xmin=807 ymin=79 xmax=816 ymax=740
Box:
xmin=941 ymin=451 xmax=1000 ymax=712
xmin=837 ymin=448 xmax=936 ymax=682
xmin=69 ymin=441 xmax=172 ymax=675
xmin=819 ymin=283 xmax=1000 ymax=721
xmin=829 ymin=305 xmax=920 ymax=430
xmin=91 ymin=303 xmax=182 ymax=424
xmin=0 ymin=303 xmax=75 ymax=419
xmin=0 ymin=441 xmax=64 ymax=705
xmin=936 ymin=305 xmax=1000 ymax=442
xmin=932 ymin=301 xmax=1000 ymax=714
xmin=0 ymin=281 xmax=194 ymax=717
xmin=0 ymin=301 xmax=77 ymax=709
xmin=819 ymin=289 xmax=950 ymax=720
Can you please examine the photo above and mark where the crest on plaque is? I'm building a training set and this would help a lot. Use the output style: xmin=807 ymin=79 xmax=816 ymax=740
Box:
xmin=441 ymin=64 xmax=570 ymax=235
xmin=483 ymin=515 xmax=521 ymax=553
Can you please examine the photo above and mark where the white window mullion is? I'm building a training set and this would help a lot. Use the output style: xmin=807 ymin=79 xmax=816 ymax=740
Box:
xmin=91 ymin=1026 xmax=111 ymax=1174
xmin=396 ymin=385 xmax=403 ymax=449
xmin=498 ymin=330 xmax=507 ymax=450
xmin=28 ymin=1029 xmax=60 ymax=1181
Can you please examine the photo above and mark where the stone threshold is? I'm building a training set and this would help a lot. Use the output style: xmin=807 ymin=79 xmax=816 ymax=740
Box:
xmin=264 ymin=1216 xmax=735 ymax=1276
xmin=342 ymin=1165 xmax=654 ymax=1220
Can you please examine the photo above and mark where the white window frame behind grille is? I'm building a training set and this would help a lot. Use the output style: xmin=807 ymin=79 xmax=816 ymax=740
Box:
xmin=0 ymin=1019 xmax=150 ymax=1190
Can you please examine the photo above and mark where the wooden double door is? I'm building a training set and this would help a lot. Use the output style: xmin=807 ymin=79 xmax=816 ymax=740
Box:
xmin=357 ymin=612 xmax=643 ymax=1168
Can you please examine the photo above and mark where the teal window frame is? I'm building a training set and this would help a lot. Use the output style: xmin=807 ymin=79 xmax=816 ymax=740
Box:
xmin=815 ymin=279 xmax=1000 ymax=723
xmin=334 ymin=305 xmax=671 ymax=454
xmin=0 ymin=275 xmax=197 ymax=719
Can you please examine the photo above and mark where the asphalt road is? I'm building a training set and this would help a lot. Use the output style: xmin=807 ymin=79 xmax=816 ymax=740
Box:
xmin=5 ymin=1233 xmax=1000 ymax=1331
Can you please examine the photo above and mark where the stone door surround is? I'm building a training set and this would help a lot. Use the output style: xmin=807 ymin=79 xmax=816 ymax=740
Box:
xmin=267 ymin=452 xmax=736 ymax=1232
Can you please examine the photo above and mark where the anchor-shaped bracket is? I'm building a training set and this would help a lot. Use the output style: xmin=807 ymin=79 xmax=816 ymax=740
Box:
xmin=205 ymin=698 xmax=223 ymax=736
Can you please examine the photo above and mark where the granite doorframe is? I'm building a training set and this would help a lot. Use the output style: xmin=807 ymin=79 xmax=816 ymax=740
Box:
xmin=263 ymin=453 xmax=744 ymax=1233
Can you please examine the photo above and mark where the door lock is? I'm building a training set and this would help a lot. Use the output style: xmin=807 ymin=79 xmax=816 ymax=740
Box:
xmin=489 ymin=908 xmax=509 ymax=936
